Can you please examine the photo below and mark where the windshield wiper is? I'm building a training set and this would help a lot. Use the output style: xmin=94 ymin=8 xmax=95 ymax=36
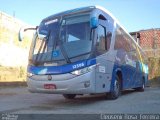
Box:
xmin=58 ymin=17 xmax=71 ymax=64
xmin=58 ymin=40 xmax=71 ymax=63
xmin=35 ymin=39 xmax=45 ymax=62
xmin=35 ymin=32 xmax=50 ymax=64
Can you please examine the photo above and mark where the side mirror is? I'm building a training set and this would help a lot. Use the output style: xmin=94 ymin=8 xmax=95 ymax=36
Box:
xmin=18 ymin=26 xmax=38 ymax=42
xmin=18 ymin=27 xmax=25 ymax=42
xmin=90 ymin=17 xmax=98 ymax=28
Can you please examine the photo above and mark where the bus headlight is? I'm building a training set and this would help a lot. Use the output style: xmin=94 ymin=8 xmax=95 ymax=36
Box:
xmin=27 ymin=72 xmax=34 ymax=77
xmin=71 ymin=65 xmax=95 ymax=76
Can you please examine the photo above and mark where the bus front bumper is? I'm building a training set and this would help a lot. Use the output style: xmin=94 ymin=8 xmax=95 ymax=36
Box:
xmin=27 ymin=71 xmax=95 ymax=94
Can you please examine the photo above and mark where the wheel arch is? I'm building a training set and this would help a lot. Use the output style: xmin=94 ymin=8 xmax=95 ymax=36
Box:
xmin=110 ymin=68 xmax=123 ymax=91
xmin=116 ymin=70 xmax=123 ymax=90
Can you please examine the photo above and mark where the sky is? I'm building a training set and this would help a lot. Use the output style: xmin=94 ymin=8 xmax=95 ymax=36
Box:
xmin=0 ymin=0 xmax=160 ymax=32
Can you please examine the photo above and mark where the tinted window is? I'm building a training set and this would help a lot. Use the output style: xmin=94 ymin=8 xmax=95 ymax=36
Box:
xmin=96 ymin=25 xmax=106 ymax=55
xmin=114 ymin=27 xmax=131 ymax=52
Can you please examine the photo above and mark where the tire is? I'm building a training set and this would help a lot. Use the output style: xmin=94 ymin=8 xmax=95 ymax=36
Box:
xmin=63 ymin=94 xmax=76 ymax=99
xmin=109 ymin=75 xmax=121 ymax=100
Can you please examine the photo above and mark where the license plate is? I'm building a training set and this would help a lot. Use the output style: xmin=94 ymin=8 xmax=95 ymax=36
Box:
xmin=44 ymin=84 xmax=56 ymax=89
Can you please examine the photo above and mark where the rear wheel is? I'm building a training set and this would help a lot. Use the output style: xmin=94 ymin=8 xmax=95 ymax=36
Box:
xmin=63 ymin=94 xmax=76 ymax=99
xmin=108 ymin=75 xmax=121 ymax=100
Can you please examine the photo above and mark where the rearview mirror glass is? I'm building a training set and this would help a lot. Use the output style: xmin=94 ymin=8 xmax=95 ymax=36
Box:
xmin=18 ymin=27 xmax=25 ymax=41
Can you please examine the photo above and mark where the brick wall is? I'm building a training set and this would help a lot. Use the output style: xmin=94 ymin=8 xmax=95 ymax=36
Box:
xmin=135 ymin=29 xmax=160 ymax=58
xmin=139 ymin=29 xmax=160 ymax=49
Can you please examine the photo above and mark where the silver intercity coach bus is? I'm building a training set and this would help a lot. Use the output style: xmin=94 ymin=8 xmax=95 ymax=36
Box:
xmin=19 ymin=6 xmax=148 ymax=99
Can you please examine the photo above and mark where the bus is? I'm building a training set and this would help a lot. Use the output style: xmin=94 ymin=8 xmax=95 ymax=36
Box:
xmin=19 ymin=6 xmax=148 ymax=100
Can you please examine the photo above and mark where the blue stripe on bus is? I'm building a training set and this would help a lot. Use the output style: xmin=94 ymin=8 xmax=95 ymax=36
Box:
xmin=27 ymin=58 xmax=96 ymax=75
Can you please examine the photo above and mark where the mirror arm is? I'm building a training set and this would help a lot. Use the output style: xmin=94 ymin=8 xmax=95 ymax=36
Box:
xmin=24 ymin=26 xmax=38 ymax=32
xmin=18 ymin=26 xmax=38 ymax=42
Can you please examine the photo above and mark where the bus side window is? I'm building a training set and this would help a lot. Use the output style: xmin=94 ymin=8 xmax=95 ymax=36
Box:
xmin=96 ymin=25 xmax=106 ymax=55
xmin=114 ymin=27 xmax=130 ymax=52
xmin=96 ymin=15 xmax=113 ymax=55
xmin=106 ymin=31 xmax=112 ymax=50
xmin=114 ymin=27 xmax=132 ymax=64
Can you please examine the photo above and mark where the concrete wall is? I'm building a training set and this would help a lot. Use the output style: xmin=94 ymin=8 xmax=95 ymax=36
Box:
xmin=0 ymin=11 xmax=33 ymax=67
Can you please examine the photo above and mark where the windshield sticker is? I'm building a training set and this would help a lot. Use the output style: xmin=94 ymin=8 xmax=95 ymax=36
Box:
xmin=45 ymin=19 xmax=58 ymax=25
xmin=52 ymin=51 xmax=59 ymax=57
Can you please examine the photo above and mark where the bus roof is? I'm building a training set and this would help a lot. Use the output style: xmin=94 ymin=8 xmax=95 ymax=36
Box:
xmin=41 ymin=5 xmax=143 ymax=51
xmin=42 ymin=6 xmax=95 ymax=22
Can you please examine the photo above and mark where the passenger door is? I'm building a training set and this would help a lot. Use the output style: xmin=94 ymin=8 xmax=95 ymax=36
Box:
xmin=95 ymin=19 xmax=113 ymax=93
xmin=95 ymin=20 xmax=107 ymax=93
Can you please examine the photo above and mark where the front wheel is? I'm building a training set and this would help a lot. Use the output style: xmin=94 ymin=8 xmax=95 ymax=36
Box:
xmin=108 ymin=75 xmax=121 ymax=100
xmin=63 ymin=94 xmax=76 ymax=99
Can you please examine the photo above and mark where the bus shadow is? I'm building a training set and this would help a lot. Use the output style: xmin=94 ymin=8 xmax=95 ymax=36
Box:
xmin=46 ymin=89 xmax=137 ymax=106
xmin=30 ymin=89 xmax=141 ymax=111
xmin=121 ymin=89 xmax=136 ymax=96
xmin=62 ymin=89 xmax=138 ymax=103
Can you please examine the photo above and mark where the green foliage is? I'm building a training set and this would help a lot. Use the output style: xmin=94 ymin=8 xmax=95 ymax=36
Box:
xmin=148 ymin=57 xmax=160 ymax=80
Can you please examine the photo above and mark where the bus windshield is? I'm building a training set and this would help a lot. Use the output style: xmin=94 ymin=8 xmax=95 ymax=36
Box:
xmin=29 ymin=14 xmax=92 ymax=66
